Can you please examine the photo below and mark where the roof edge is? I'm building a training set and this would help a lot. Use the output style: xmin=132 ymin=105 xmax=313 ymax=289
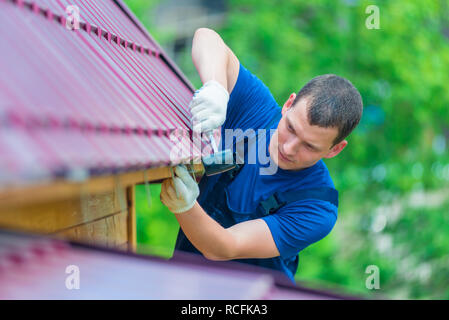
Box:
xmin=113 ymin=0 xmax=196 ymax=93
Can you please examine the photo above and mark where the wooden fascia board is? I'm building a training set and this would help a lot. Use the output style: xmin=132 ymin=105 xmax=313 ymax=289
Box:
xmin=0 ymin=164 xmax=204 ymax=209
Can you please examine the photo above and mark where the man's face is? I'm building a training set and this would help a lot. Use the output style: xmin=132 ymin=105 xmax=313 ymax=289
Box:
xmin=268 ymin=94 xmax=348 ymax=171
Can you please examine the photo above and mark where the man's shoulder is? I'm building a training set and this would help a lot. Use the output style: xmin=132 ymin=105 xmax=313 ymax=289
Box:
xmin=280 ymin=160 xmax=336 ymax=188
xmin=227 ymin=64 xmax=279 ymax=121
xmin=276 ymin=160 xmax=338 ymax=211
xmin=306 ymin=159 xmax=337 ymax=190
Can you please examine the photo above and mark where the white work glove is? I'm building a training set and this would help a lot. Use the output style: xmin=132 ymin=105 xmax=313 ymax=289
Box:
xmin=160 ymin=165 xmax=200 ymax=214
xmin=190 ymin=80 xmax=229 ymax=134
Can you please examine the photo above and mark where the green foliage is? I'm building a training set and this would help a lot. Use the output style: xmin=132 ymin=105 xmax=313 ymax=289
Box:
xmin=135 ymin=183 xmax=180 ymax=258
xmin=126 ymin=0 xmax=449 ymax=299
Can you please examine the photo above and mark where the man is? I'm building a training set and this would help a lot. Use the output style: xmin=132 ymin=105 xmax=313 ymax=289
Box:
xmin=160 ymin=28 xmax=363 ymax=283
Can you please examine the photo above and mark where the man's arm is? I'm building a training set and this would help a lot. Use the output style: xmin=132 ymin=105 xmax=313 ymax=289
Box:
xmin=192 ymin=28 xmax=240 ymax=94
xmin=175 ymin=202 xmax=280 ymax=261
xmin=160 ymin=166 xmax=280 ymax=261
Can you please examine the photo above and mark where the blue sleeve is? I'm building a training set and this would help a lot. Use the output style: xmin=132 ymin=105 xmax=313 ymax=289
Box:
xmin=223 ymin=63 xmax=280 ymax=131
xmin=261 ymin=200 xmax=338 ymax=259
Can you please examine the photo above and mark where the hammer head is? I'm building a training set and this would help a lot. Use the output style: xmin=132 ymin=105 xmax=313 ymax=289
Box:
xmin=202 ymin=149 xmax=236 ymax=176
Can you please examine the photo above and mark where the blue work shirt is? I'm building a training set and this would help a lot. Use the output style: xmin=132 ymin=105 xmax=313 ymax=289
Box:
xmin=195 ymin=63 xmax=338 ymax=282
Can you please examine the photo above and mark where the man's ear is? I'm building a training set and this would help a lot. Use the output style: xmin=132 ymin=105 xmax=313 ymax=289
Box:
xmin=323 ymin=140 xmax=348 ymax=159
xmin=282 ymin=93 xmax=297 ymax=116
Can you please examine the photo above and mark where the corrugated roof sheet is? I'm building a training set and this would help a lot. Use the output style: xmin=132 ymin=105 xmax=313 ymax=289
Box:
xmin=0 ymin=0 xmax=200 ymax=187
xmin=0 ymin=229 xmax=353 ymax=299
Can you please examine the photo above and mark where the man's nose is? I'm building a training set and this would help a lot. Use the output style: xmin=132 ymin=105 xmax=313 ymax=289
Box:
xmin=283 ymin=138 xmax=299 ymax=156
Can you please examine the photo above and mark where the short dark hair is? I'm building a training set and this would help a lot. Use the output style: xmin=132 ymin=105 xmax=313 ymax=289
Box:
xmin=292 ymin=74 xmax=363 ymax=147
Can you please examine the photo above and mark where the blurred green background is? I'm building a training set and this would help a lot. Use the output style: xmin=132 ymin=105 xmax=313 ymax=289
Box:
xmin=124 ymin=0 xmax=449 ymax=299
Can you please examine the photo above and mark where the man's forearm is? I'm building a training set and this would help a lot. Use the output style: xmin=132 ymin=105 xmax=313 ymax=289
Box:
xmin=192 ymin=28 xmax=230 ymax=91
xmin=174 ymin=202 xmax=236 ymax=260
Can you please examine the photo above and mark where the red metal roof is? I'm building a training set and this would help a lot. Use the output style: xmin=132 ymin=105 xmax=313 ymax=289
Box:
xmin=0 ymin=229 xmax=355 ymax=299
xmin=0 ymin=0 xmax=200 ymax=186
